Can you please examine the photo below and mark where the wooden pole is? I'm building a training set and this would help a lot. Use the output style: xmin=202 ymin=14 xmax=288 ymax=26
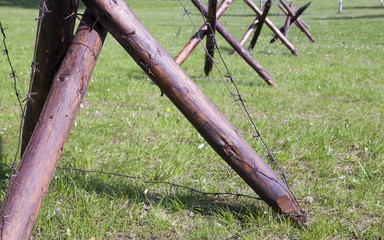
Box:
xmin=249 ymin=0 xmax=272 ymax=50
xmin=191 ymin=0 xmax=275 ymax=86
xmin=270 ymin=2 xmax=311 ymax=43
xmin=279 ymin=0 xmax=315 ymax=42
xmin=244 ymin=0 xmax=300 ymax=56
xmin=175 ymin=0 xmax=233 ymax=66
xmin=232 ymin=17 xmax=259 ymax=55
xmin=279 ymin=4 xmax=310 ymax=30
xmin=339 ymin=0 xmax=343 ymax=13
xmin=204 ymin=0 xmax=217 ymax=76
xmin=81 ymin=0 xmax=306 ymax=226
xmin=0 ymin=10 xmax=107 ymax=239
xmin=21 ymin=0 xmax=79 ymax=156
xmin=283 ymin=2 xmax=295 ymax=38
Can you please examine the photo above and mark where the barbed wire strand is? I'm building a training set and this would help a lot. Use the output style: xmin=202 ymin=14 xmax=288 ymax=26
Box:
xmin=176 ymin=0 xmax=304 ymax=216
xmin=0 ymin=1 xmax=48 ymax=237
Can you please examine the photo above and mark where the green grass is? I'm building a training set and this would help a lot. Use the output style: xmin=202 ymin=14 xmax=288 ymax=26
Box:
xmin=1 ymin=0 xmax=384 ymax=239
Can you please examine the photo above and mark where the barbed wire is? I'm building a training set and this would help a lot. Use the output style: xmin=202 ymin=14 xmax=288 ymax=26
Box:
xmin=177 ymin=0 xmax=293 ymax=190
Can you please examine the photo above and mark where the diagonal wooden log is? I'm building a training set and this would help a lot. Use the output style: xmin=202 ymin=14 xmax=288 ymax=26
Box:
xmin=232 ymin=17 xmax=259 ymax=55
xmin=270 ymin=1 xmax=311 ymax=43
xmin=81 ymin=0 xmax=306 ymax=226
xmin=283 ymin=2 xmax=295 ymax=38
xmin=21 ymin=0 xmax=80 ymax=156
xmin=279 ymin=4 xmax=310 ymax=30
xmin=249 ymin=0 xmax=272 ymax=50
xmin=191 ymin=0 xmax=275 ymax=86
xmin=0 ymin=10 xmax=107 ymax=240
xmin=280 ymin=0 xmax=315 ymax=42
xmin=243 ymin=0 xmax=299 ymax=56
xmin=204 ymin=0 xmax=217 ymax=76
xmin=175 ymin=0 xmax=233 ymax=66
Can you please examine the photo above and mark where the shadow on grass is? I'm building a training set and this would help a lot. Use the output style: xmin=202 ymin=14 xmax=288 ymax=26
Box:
xmin=57 ymin=169 xmax=268 ymax=222
xmin=0 ymin=0 xmax=40 ymax=9
xmin=342 ymin=6 xmax=384 ymax=10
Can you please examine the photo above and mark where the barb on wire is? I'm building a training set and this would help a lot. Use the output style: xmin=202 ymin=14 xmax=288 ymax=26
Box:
xmin=57 ymin=167 xmax=263 ymax=201
xmin=175 ymin=0 xmax=296 ymax=198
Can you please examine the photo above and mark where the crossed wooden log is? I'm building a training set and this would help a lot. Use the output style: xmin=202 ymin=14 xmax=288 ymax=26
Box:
xmin=0 ymin=0 xmax=307 ymax=238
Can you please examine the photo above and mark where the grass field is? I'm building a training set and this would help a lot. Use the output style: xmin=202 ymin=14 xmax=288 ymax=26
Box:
xmin=0 ymin=0 xmax=383 ymax=239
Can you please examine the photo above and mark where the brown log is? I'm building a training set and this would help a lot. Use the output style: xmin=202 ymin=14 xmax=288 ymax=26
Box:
xmin=0 ymin=10 xmax=107 ymax=239
xmin=204 ymin=0 xmax=217 ymax=76
xmin=270 ymin=1 xmax=310 ymax=43
xmin=283 ymin=2 xmax=295 ymax=37
xmin=81 ymin=0 xmax=306 ymax=226
xmin=21 ymin=0 xmax=79 ymax=156
xmin=279 ymin=4 xmax=309 ymax=30
xmin=244 ymin=0 xmax=299 ymax=56
xmin=191 ymin=0 xmax=275 ymax=86
xmin=280 ymin=0 xmax=315 ymax=42
xmin=249 ymin=0 xmax=272 ymax=50
xmin=175 ymin=0 xmax=233 ymax=65
xmin=232 ymin=17 xmax=259 ymax=55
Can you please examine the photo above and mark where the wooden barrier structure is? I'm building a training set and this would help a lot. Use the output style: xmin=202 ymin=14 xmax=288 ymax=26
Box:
xmin=0 ymin=0 xmax=307 ymax=238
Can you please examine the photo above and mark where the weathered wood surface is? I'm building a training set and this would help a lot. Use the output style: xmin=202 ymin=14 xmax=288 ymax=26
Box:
xmin=283 ymin=2 xmax=295 ymax=37
xmin=191 ymin=0 xmax=275 ymax=85
xmin=204 ymin=0 xmax=217 ymax=76
xmin=175 ymin=0 xmax=233 ymax=65
xmin=280 ymin=0 xmax=315 ymax=42
xmin=232 ymin=17 xmax=259 ymax=55
xmin=244 ymin=0 xmax=299 ymax=55
xmin=0 ymin=11 xmax=107 ymax=240
xmin=249 ymin=0 xmax=272 ymax=50
xmin=21 ymin=0 xmax=79 ymax=156
xmin=82 ymin=0 xmax=305 ymax=226
xmin=270 ymin=1 xmax=310 ymax=43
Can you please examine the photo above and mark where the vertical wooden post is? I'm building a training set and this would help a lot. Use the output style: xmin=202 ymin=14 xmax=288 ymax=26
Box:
xmin=249 ymin=0 xmax=272 ymax=50
xmin=191 ymin=0 xmax=275 ymax=86
xmin=81 ymin=0 xmax=306 ymax=226
xmin=339 ymin=0 xmax=343 ymax=13
xmin=21 ymin=0 xmax=79 ymax=156
xmin=0 ymin=11 xmax=107 ymax=239
xmin=244 ymin=0 xmax=299 ymax=55
xmin=204 ymin=0 xmax=217 ymax=76
xmin=175 ymin=0 xmax=233 ymax=66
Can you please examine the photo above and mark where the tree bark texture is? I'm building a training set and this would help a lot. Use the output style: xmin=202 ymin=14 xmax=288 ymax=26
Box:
xmin=175 ymin=0 xmax=233 ymax=66
xmin=81 ymin=0 xmax=306 ymax=226
xmin=21 ymin=0 xmax=79 ymax=156
xmin=204 ymin=0 xmax=217 ymax=76
xmin=191 ymin=0 xmax=275 ymax=86
xmin=249 ymin=0 xmax=272 ymax=50
xmin=279 ymin=0 xmax=315 ymax=42
xmin=232 ymin=17 xmax=259 ymax=55
xmin=283 ymin=2 xmax=295 ymax=37
xmin=243 ymin=0 xmax=299 ymax=55
xmin=0 ymin=10 xmax=107 ymax=240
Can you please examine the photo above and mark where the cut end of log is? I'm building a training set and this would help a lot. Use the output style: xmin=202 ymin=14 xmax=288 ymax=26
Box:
xmin=267 ymin=78 xmax=277 ymax=86
xmin=292 ymin=49 xmax=300 ymax=56
xmin=277 ymin=195 xmax=308 ymax=228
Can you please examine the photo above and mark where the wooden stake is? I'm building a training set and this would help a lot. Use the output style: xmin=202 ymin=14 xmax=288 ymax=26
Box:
xmin=249 ymin=0 xmax=272 ymax=50
xmin=279 ymin=4 xmax=310 ymax=30
xmin=283 ymin=2 xmax=295 ymax=38
xmin=191 ymin=0 xmax=275 ymax=86
xmin=21 ymin=0 xmax=79 ymax=156
xmin=279 ymin=0 xmax=315 ymax=42
xmin=81 ymin=0 xmax=305 ymax=226
xmin=0 ymin=10 xmax=107 ymax=239
xmin=270 ymin=1 xmax=311 ymax=43
xmin=175 ymin=0 xmax=233 ymax=66
xmin=244 ymin=0 xmax=300 ymax=55
xmin=204 ymin=0 xmax=217 ymax=76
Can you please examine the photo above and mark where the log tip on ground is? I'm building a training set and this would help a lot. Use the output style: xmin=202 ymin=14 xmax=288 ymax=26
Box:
xmin=267 ymin=78 xmax=277 ymax=86
xmin=276 ymin=195 xmax=308 ymax=228
xmin=292 ymin=49 xmax=300 ymax=56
